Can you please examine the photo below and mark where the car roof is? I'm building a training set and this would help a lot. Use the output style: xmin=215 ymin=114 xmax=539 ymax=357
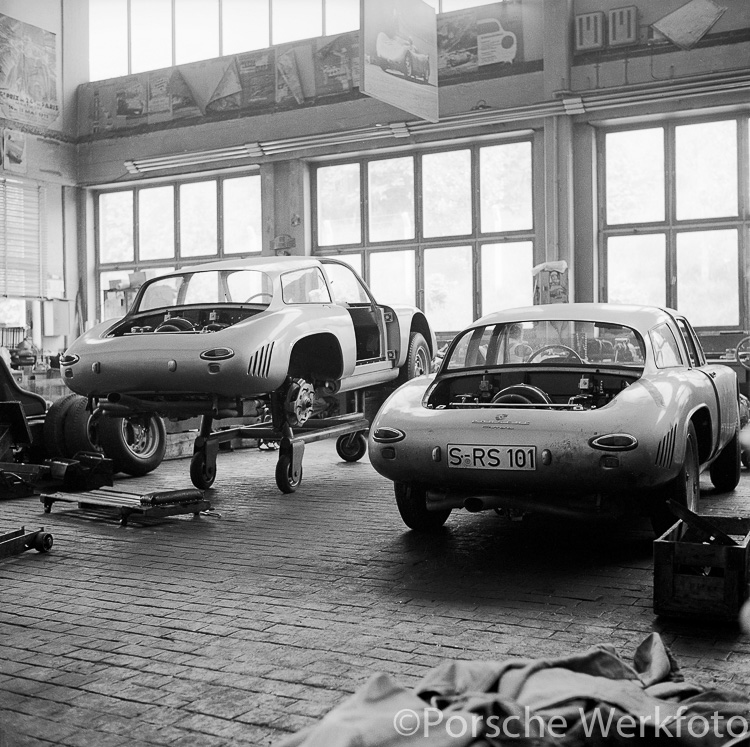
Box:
xmin=473 ymin=303 xmax=678 ymax=332
xmin=175 ymin=255 xmax=323 ymax=276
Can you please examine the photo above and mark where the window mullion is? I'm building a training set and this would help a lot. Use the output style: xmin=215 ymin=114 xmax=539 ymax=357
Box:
xmin=665 ymin=125 xmax=677 ymax=309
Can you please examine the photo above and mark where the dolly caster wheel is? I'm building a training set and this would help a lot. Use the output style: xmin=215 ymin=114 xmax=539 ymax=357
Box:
xmin=190 ymin=452 xmax=216 ymax=489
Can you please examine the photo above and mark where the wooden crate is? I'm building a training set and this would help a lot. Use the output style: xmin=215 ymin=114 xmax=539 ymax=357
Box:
xmin=653 ymin=516 xmax=750 ymax=620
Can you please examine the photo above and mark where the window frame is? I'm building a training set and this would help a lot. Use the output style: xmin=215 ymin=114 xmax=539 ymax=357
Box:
xmin=598 ymin=115 xmax=750 ymax=337
xmin=311 ymin=134 xmax=540 ymax=339
xmin=94 ymin=170 xmax=262 ymax=318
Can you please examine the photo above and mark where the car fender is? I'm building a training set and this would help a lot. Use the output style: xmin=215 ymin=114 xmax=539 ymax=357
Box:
xmin=384 ymin=305 xmax=435 ymax=368
xmin=234 ymin=304 xmax=357 ymax=383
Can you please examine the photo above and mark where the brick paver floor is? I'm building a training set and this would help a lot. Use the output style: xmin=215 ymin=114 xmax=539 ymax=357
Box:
xmin=2 ymin=440 xmax=750 ymax=746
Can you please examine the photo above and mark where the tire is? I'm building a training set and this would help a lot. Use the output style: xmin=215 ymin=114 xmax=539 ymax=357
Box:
xmin=397 ymin=332 xmax=431 ymax=384
xmin=394 ymin=482 xmax=450 ymax=531
xmin=190 ymin=451 xmax=216 ymax=489
xmin=97 ymin=413 xmax=166 ymax=476
xmin=651 ymin=422 xmax=700 ymax=536
xmin=275 ymin=454 xmax=302 ymax=494
xmin=33 ymin=532 xmax=53 ymax=553
xmin=63 ymin=396 xmax=101 ymax=456
xmin=43 ymin=393 xmax=79 ymax=458
xmin=709 ymin=428 xmax=741 ymax=493
xmin=336 ymin=432 xmax=367 ymax=462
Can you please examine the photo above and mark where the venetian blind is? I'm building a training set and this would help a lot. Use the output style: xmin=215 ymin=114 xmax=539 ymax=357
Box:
xmin=0 ymin=178 xmax=46 ymax=298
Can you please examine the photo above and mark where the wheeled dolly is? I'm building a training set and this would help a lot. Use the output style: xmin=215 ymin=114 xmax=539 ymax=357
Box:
xmin=42 ymin=487 xmax=211 ymax=527
xmin=189 ymin=411 xmax=370 ymax=493
xmin=0 ymin=526 xmax=53 ymax=559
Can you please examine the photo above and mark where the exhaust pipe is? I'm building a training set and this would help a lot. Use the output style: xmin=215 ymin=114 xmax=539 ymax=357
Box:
xmin=463 ymin=497 xmax=485 ymax=513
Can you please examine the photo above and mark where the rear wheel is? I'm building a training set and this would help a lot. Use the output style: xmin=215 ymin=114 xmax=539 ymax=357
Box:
xmin=394 ymin=482 xmax=450 ymax=531
xmin=709 ymin=428 xmax=741 ymax=493
xmin=97 ymin=413 xmax=166 ymax=476
xmin=651 ymin=422 xmax=700 ymax=536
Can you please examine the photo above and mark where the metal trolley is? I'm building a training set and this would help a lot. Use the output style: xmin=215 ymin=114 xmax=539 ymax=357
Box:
xmin=188 ymin=379 xmax=370 ymax=493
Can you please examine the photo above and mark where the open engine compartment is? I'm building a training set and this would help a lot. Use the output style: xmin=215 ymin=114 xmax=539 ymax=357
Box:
xmin=425 ymin=366 xmax=643 ymax=410
xmin=105 ymin=305 xmax=262 ymax=337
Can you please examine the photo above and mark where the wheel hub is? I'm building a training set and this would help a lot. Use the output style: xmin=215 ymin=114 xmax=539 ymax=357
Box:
xmin=284 ymin=378 xmax=315 ymax=426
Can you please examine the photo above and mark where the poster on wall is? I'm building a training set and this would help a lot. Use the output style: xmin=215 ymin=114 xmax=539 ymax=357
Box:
xmin=2 ymin=128 xmax=26 ymax=173
xmin=237 ymin=49 xmax=276 ymax=109
xmin=314 ymin=32 xmax=360 ymax=97
xmin=437 ymin=2 xmax=524 ymax=81
xmin=361 ymin=0 xmax=438 ymax=123
xmin=0 ymin=13 xmax=59 ymax=127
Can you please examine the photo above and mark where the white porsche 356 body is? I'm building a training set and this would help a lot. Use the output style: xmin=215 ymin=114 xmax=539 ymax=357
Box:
xmin=61 ymin=256 xmax=434 ymax=422
xmin=368 ymin=303 xmax=741 ymax=534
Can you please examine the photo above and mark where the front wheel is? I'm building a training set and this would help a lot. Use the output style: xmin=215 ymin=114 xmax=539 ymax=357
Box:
xmin=651 ymin=422 xmax=700 ymax=536
xmin=97 ymin=413 xmax=166 ymax=476
xmin=394 ymin=482 xmax=450 ymax=531
xmin=336 ymin=432 xmax=367 ymax=462
xmin=709 ymin=428 xmax=740 ymax=493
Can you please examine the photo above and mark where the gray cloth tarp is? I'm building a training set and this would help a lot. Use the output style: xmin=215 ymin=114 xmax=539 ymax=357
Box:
xmin=277 ymin=634 xmax=750 ymax=746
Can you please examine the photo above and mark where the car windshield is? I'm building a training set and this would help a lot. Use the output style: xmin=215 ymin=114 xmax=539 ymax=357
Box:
xmin=135 ymin=270 xmax=273 ymax=312
xmin=445 ymin=320 xmax=646 ymax=370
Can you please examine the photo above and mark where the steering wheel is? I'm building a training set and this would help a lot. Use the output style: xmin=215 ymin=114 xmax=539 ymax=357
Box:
xmin=491 ymin=384 xmax=551 ymax=405
xmin=527 ymin=344 xmax=583 ymax=364
xmin=244 ymin=292 xmax=273 ymax=304
xmin=737 ymin=337 xmax=750 ymax=370
xmin=155 ymin=317 xmax=194 ymax=332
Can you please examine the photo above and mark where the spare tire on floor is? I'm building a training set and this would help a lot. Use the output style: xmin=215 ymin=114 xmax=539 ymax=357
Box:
xmin=43 ymin=393 xmax=80 ymax=458
xmin=63 ymin=396 xmax=101 ymax=457
xmin=96 ymin=413 xmax=166 ymax=476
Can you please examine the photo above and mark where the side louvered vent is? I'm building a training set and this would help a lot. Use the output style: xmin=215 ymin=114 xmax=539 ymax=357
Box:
xmin=248 ymin=342 xmax=274 ymax=378
xmin=655 ymin=425 xmax=677 ymax=468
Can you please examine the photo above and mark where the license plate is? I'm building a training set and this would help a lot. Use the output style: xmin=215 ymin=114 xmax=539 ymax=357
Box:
xmin=447 ymin=444 xmax=536 ymax=471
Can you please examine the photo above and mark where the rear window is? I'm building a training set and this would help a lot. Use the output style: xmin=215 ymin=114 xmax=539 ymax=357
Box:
xmin=445 ymin=319 xmax=646 ymax=370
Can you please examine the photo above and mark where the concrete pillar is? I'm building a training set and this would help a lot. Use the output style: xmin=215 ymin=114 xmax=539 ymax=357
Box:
xmin=262 ymin=160 xmax=311 ymax=256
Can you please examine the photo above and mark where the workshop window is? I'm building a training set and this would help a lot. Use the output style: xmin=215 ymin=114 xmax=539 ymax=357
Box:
xmin=480 ymin=242 xmax=534 ymax=317
xmin=312 ymin=137 xmax=536 ymax=337
xmin=95 ymin=173 xmax=261 ymax=319
xmin=89 ymin=0 xmax=505 ymax=81
xmin=0 ymin=178 xmax=46 ymax=299
xmin=601 ymin=117 xmax=747 ymax=340
xmin=317 ymin=163 xmax=361 ymax=247
xmin=179 ymin=181 xmax=218 ymax=258
xmin=368 ymin=157 xmax=415 ymax=243
xmin=369 ymin=250 xmax=416 ymax=307
xmin=138 ymin=187 xmax=174 ymax=261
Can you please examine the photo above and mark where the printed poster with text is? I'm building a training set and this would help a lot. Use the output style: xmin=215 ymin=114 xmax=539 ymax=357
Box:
xmin=361 ymin=0 xmax=438 ymax=123
xmin=0 ymin=13 xmax=58 ymax=127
